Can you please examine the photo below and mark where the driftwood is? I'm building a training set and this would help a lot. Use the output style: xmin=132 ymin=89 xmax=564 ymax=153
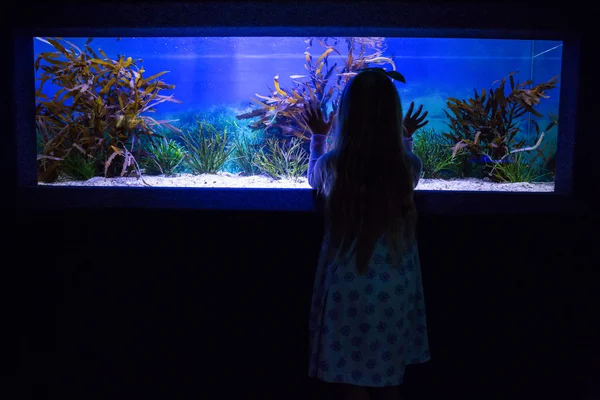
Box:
xmin=487 ymin=131 xmax=546 ymax=177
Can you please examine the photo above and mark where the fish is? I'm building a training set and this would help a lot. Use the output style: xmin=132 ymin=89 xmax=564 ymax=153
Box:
xmin=368 ymin=56 xmax=396 ymax=70
xmin=255 ymin=93 xmax=279 ymax=102
xmin=351 ymin=37 xmax=386 ymax=48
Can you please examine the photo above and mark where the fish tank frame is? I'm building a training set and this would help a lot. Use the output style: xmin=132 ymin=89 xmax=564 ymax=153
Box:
xmin=10 ymin=2 xmax=582 ymax=215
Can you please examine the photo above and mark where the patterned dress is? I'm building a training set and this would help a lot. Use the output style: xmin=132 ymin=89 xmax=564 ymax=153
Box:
xmin=307 ymin=134 xmax=431 ymax=387
xmin=308 ymin=237 xmax=430 ymax=387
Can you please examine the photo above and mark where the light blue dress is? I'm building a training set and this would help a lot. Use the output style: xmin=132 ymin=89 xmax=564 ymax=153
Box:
xmin=307 ymin=134 xmax=431 ymax=387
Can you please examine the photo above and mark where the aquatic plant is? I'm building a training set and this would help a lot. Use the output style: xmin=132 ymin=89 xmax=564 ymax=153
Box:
xmin=443 ymin=71 xmax=558 ymax=167
xmin=543 ymin=151 xmax=556 ymax=178
xmin=485 ymin=116 xmax=558 ymax=182
xmin=230 ymin=125 xmax=264 ymax=176
xmin=236 ymin=37 xmax=402 ymax=145
xmin=412 ymin=128 xmax=458 ymax=179
xmin=35 ymin=37 xmax=181 ymax=182
xmin=253 ymin=137 xmax=309 ymax=180
xmin=489 ymin=152 xmax=550 ymax=183
xmin=180 ymin=119 xmax=233 ymax=174
xmin=529 ymin=128 xmax=557 ymax=180
xmin=141 ymin=138 xmax=185 ymax=175
xmin=104 ymin=140 xmax=148 ymax=185
xmin=202 ymin=105 xmax=243 ymax=133
xmin=59 ymin=150 xmax=98 ymax=181
xmin=448 ymin=149 xmax=483 ymax=179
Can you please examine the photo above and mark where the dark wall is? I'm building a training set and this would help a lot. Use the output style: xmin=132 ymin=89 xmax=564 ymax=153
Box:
xmin=13 ymin=208 xmax=597 ymax=400
xmin=9 ymin=1 xmax=598 ymax=400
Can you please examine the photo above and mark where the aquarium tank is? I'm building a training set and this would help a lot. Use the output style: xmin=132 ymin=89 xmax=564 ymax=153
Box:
xmin=33 ymin=36 xmax=562 ymax=192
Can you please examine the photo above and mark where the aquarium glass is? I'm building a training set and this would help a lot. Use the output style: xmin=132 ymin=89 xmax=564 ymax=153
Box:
xmin=33 ymin=37 xmax=562 ymax=192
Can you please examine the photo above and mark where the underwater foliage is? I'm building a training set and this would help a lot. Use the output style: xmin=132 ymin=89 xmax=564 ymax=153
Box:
xmin=412 ymin=128 xmax=458 ymax=179
xmin=32 ymin=36 xmax=563 ymax=189
xmin=230 ymin=127 xmax=264 ymax=176
xmin=187 ymin=105 xmax=241 ymax=138
xmin=104 ymin=140 xmax=148 ymax=184
xmin=59 ymin=150 xmax=99 ymax=181
xmin=35 ymin=37 xmax=181 ymax=182
xmin=253 ymin=137 xmax=309 ymax=180
xmin=179 ymin=119 xmax=233 ymax=174
xmin=485 ymin=119 xmax=558 ymax=183
xmin=236 ymin=37 xmax=402 ymax=145
xmin=489 ymin=151 xmax=551 ymax=183
xmin=443 ymin=71 xmax=558 ymax=163
xmin=543 ymin=151 xmax=556 ymax=177
xmin=141 ymin=138 xmax=185 ymax=175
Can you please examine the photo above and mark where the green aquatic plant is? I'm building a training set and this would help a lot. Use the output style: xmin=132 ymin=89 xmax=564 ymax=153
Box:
xmin=180 ymin=119 xmax=233 ymax=174
xmin=488 ymin=152 xmax=550 ymax=183
xmin=412 ymin=128 xmax=458 ymax=179
xmin=528 ymin=127 xmax=557 ymax=180
xmin=141 ymin=138 xmax=185 ymax=175
xmin=230 ymin=125 xmax=264 ymax=176
xmin=35 ymin=37 xmax=181 ymax=182
xmin=59 ymin=150 xmax=98 ymax=181
xmin=253 ymin=137 xmax=309 ymax=180
xmin=201 ymin=105 xmax=242 ymax=133
xmin=443 ymin=71 xmax=558 ymax=167
xmin=236 ymin=37 xmax=401 ymax=143
xmin=449 ymin=148 xmax=483 ymax=179
xmin=485 ymin=117 xmax=558 ymax=183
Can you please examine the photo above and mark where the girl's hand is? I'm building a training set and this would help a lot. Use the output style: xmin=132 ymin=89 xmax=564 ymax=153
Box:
xmin=299 ymin=100 xmax=335 ymax=136
xmin=403 ymin=102 xmax=429 ymax=138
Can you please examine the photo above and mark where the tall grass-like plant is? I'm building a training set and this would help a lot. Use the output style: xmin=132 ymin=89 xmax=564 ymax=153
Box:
xmin=60 ymin=150 xmax=98 ymax=181
xmin=201 ymin=105 xmax=240 ymax=133
xmin=180 ymin=120 xmax=233 ymax=174
xmin=412 ymin=128 xmax=458 ymax=179
xmin=489 ymin=152 xmax=550 ymax=183
xmin=231 ymin=126 xmax=264 ymax=175
xmin=253 ymin=137 xmax=308 ymax=180
xmin=141 ymin=138 xmax=185 ymax=175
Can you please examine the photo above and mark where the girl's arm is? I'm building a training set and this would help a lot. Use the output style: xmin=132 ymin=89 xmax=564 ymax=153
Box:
xmin=307 ymin=134 xmax=329 ymax=190
xmin=403 ymin=137 xmax=423 ymax=188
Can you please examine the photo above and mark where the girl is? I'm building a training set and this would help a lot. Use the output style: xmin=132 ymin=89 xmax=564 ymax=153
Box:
xmin=300 ymin=69 xmax=430 ymax=400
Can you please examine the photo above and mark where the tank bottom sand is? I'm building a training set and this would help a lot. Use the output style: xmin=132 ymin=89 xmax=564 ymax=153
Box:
xmin=39 ymin=173 xmax=555 ymax=192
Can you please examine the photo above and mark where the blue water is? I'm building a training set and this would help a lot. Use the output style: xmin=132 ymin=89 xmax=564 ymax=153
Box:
xmin=33 ymin=36 xmax=562 ymax=142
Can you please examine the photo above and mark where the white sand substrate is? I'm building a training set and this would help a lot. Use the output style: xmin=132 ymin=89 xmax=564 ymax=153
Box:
xmin=39 ymin=172 xmax=555 ymax=192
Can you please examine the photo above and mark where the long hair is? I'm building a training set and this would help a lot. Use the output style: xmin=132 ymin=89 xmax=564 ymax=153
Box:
xmin=321 ymin=69 xmax=417 ymax=274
